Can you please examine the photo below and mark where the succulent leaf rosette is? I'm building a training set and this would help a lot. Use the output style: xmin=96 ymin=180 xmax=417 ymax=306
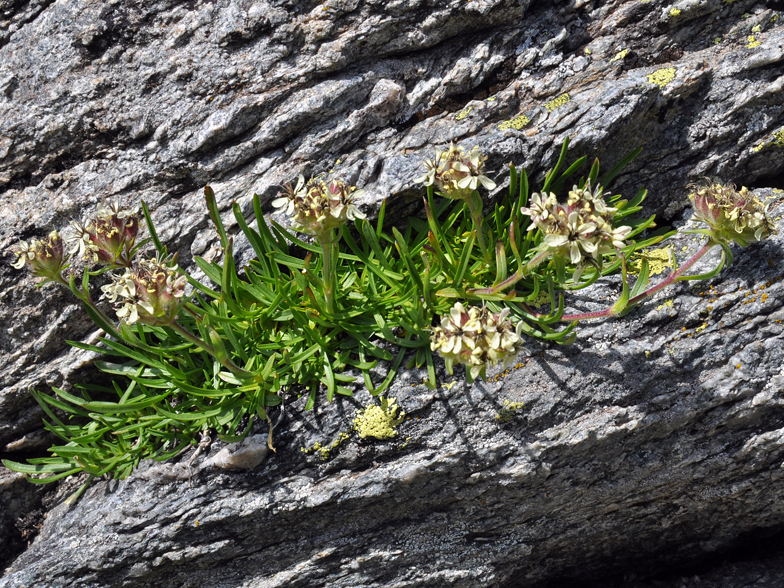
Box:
xmin=101 ymin=255 xmax=186 ymax=325
xmin=430 ymin=302 xmax=524 ymax=382
xmin=521 ymin=182 xmax=632 ymax=278
xmin=414 ymin=143 xmax=496 ymax=201
xmin=689 ymin=181 xmax=776 ymax=246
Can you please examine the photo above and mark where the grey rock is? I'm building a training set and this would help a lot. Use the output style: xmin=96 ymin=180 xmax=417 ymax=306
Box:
xmin=1 ymin=0 xmax=784 ymax=585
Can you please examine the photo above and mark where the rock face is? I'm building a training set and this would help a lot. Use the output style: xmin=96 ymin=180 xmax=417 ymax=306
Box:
xmin=1 ymin=0 xmax=784 ymax=585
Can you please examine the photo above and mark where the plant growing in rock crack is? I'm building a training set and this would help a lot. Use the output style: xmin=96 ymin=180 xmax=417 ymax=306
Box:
xmin=3 ymin=140 xmax=777 ymax=493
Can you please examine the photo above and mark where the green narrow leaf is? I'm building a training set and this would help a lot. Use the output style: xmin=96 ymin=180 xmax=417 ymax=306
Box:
xmin=141 ymin=200 xmax=166 ymax=255
xmin=587 ymin=158 xmax=600 ymax=188
xmin=2 ymin=459 xmax=77 ymax=474
xmin=542 ymin=137 xmax=570 ymax=193
xmin=393 ymin=227 xmax=424 ymax=294
xmin=205 ymin=186 xmax=229 ymax=248
xmin=493 ymin=240 xmax=507 ymax=287
xmin=452 ymin=231 xmax=476 ymax=288
xmin=629 ymin=258 xmax=650 ymax=298
xmin=601 ymin=147 xmax=642 ymax=187
xmin=322 ymin=352 xmax=336 ymax=402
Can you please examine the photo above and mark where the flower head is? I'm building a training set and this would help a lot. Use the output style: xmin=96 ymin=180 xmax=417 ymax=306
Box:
xmin=101 ymin=255 xmax=186 ymax=325
xmin=689 ymin=181 xmax=776 ymax=246
xmin=272 ymin=174 xmax=366 ymax=236
xmin=521 ymin=181 xmax=632 ymax=277
xmin=11 ymin=230 xmax=69 ymax=284
xmin=430 ymin=302 xmax=524 ymax=382
xmin=414 ymin=143 xmax=496 ymax=200
xmin=65 ymin=200 xmax=140 ymax=266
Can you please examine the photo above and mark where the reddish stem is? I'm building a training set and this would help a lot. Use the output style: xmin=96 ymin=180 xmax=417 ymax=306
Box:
xmin=558 ymin=241 xmax=716 ymax=322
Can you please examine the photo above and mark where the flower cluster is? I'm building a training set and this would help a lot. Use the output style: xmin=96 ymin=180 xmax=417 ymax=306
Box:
xmin=430 ymin=302 xmax=524 ymax=381
xmin=11 ymin=230 xmax=69 ymax=284
xmin=272 ymin=175 xmax=366 ymax=236
xmin=521 ymin=183 xmax=632 ymax=272
xmin=414 ymin=143 xmax=496 ymax=200
xmin=689 ymin=181 xmax=776 ymax=246
xmin=101 ymin=255 xmax=186 ymax=325
xmin=65 ymin=200 xmax=140 ymax=266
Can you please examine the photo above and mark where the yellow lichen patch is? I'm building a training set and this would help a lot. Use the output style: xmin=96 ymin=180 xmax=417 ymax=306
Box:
xmin=695 ymin=322 xmax=709 ymax=333
xmin=628 ymin=245 xmax=676 ymax=277
xmin=584 ymin=47 xmax=593 ymax=55
xmin=610 ymin=49 xmax=630 ymax=62
xmin=755 ymin=128 xmax=784 ymax=152
xmin=487 ymin=96 xmax=497 ymax=102
xmin=442 ymin=380 xmax=458 ymax=391
xmin=723 ymin=0 xmax=737 ymax=3
xmin=751 ymin=24 xmax=761 ymax=33
xmin=656 ymin=299 xmax=674 ymax=311
xmin=498 ymin=114 xmax=531 ymax=131
xmin=544 ymin=93 xmax=570 ymax=112
xmin=455 ymin=106 xmax=473 ymax=121
xmin=747 ymin=35 xmax=761 ymax=49
xmin=354 ymin=397 xmax=405 ymax=440
xmin=496 ymin=399 xmax=526 ymax=423
xmin=669 ymin=7 xmax=681 ymax=17
xmin=301 ymin=431 xmax=351 ymax=461
xmin=396 ymin=436 xmax=412 ymax=450
xmin=645 ymin=67 xmax=677 ymax=88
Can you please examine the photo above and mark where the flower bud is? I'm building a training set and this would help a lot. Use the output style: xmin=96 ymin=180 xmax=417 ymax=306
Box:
xmin=689 ymin=181 xmax=776 ymax=246
xmin=430 ymin=302 xmax=523 ymax=381
xmin=272 ymin=174 xmax=366 ymax=236
xmin=101 ymin=255 xmax=186 ymax=325
xmin=11 ymin=230 xmax=69 ymax=284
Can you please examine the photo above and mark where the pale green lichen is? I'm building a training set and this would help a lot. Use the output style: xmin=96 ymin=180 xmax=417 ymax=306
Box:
xmin=752 ymin=128 xmax=784 ymax=152
xmin=544 ymin=93 xmax=570 ymax=112
xmin=354 ymin=397 xmax=405 ymax=439
xmin=629 ymin=245 xmax=676 ymax=277
xmin=645 ymin=67 xmax=676 ymax=88
xmin=498 ymin=114 xmax=531 ymax=131
xmin=301 ymin=431 xmax=351 ymax=460
xmin=496 ymin=399 xmax=526 ymax=423
xmin=610 ymin=48 xmax=629 ymax=62
xmin=455 ymin=106 xmax=473 ymax=121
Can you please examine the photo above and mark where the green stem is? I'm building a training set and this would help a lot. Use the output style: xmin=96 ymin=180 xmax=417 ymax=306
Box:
xmin=57 ymin=274 xmax=120 ymax=337
xmin=320 ymin=229 xmax=338 ymax=315
xmin=168 ymin=321 xmax=252 ymax=377
xmin=467 ymin=192 xmax=491 ymax=264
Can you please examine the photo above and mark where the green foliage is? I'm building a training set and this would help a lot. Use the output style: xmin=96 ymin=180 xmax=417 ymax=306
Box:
xmin=8 ymin=139 xmax=753 ymax=488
